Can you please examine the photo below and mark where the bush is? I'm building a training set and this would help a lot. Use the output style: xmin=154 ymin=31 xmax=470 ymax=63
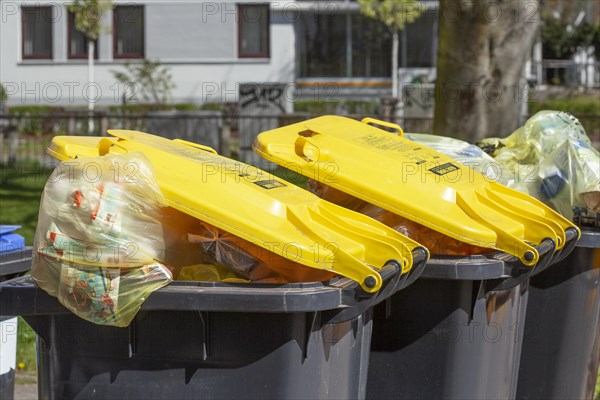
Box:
xmin=293 ymin=100 xmax=341 ymax=114
xmin=7 ymin=106 xmax=67 ymax=136
xmin=541 ymin=16 xmax=599 ymax=60
xmin=111 ymin=60 xmax=175 ymax=106
xmin=342 ymin=100 xmax=379 ymax=115
xmin=8 ymin=106 xmax=58 ymax=115
xmin=108 ymin=103 xmax=200 ymax=113
xmin=173 ymin=103 xmax=198 ymax=111
xmin=293 ymin=99 xmax=380 ymax=115
xmin=0 ymin=83 xmax=7 ymax=104
xmin=200 ymin=102 xmax=226 ymax=112
xmin=529 ymin=96 xmax=600 ymax=115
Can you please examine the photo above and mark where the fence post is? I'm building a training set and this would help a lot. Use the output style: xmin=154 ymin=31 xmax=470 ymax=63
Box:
xmin=67 ymin=116 xmax=75 ymax=135
xmin=0 ymin=130 xmax=4 ymax=164
xmin=7 ymin=126 xmax=18 ymax=164
xmin=100 ymin=116 xmax=108 ymax=136
xmin=221 ymin=119 xmax=231 ymax=157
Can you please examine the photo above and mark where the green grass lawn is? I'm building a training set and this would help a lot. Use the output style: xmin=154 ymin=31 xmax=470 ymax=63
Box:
xmin=0 ymin=162 xmax=52 ymax=241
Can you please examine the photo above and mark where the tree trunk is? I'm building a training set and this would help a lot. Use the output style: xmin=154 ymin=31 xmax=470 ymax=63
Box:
xmin=433 ymin=0 xmax=540 ymax=142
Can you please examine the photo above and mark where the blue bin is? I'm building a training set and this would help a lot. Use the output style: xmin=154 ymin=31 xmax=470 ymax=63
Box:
xmin=0 ymin=226 xmax=25 ymax=254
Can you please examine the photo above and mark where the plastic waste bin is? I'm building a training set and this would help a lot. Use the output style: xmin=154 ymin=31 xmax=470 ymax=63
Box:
xmin=366 ymin=241 xmax=559 ymax=400
xmin=0 ymin=226 xmax=32 ymax=400
xmin=0 ymin=250 xmax=427 ymax=399
xmin=516 ymin=228 xmax=600 ymax=400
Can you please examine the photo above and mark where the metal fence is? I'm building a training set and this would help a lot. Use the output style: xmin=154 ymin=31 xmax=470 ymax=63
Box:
xmin=0 ymin=111 xmax=597 ymax=165
xmin=0 ymin=112 xmax=436 ymax=165
xmin=531 ymin=60 xmax=600 ymax=88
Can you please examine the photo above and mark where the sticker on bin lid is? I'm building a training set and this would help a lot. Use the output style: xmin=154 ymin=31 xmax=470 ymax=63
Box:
xmin=254 ymin=179 xmax=287 ymax=189
xmin=253 ymin=115 xmax=581 ymax=267
xmin=428 ymin=162 xmax=460 ymax=176
xmin=0 ymin=225 xmax=25 ymax=253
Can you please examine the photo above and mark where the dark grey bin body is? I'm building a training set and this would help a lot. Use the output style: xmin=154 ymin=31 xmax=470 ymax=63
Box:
xmin=0 ymin=250 xmax=427 ymax=400
xmin=32 ymin=309 xmax=372 ymax=400
xmin=0 ymin=247 xmax=32 ymax=400
xmin=367 ymin=246 xmax=559 ymax=400
xmin=517 ymin=229 xmax=600 ymax=400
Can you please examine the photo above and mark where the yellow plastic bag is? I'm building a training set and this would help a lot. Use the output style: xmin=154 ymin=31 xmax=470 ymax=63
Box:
xmin=480 ymin=111 xmax=600 ymax=223
xmin=177 ymin=264 xmax=249 ymax=283
xmin=57 ymin=263 xmax=173 ymax=327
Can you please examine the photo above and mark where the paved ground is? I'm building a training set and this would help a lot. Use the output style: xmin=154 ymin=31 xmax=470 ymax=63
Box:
xmin=14 ymin=372 xmax=37 ymax=400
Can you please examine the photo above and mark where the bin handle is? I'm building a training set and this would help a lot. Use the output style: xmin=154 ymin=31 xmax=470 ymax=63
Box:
xmin=326 ymin=247 xmax=428 ymax=325
xmin=397 ymin=247 xmax=429 ymax=290
xmin=546 ymin=227 xmax=579 ymax=266
xmin=98 ymin=138 xmax=128 ymax=156
xmin=361 ymin=118 xmax=404 ymax=136
xmin=358 ymin=247 xmax=428 ymax=299
xmin=489 ymin=238 xmax=556 ymax=291
xmin=173 ymin=139 xmax=218 ymax=154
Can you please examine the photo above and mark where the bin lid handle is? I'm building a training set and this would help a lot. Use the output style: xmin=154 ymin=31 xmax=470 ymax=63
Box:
xmin=361 ymin=117 xmax=404 ymax=136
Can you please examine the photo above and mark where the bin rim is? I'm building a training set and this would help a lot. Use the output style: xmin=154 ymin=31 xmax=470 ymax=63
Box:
xmin=0 ymin=246 xmax=32 ymax=278
xmin=0 ymin=249 xmax=428 ymax=325
xmin=575 ymin=228 xmax=599 ymax=249
xmin=421 ymin=254 xmax=505 ymax=280
xmin=420 ymin=233 xmax=560 ymax=290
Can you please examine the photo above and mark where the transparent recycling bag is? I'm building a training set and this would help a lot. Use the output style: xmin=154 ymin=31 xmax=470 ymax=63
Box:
xmin=404 ymin=133 xmax=512 ymax=185
xmin=32 ymin=153 xmax=172 ymax=327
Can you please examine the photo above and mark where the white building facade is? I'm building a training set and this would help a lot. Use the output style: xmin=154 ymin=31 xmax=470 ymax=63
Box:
xmin=0 ymin=0 xmax=439 ymax=107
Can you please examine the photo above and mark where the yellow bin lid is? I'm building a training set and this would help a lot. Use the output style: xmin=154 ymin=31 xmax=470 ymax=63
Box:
xmin=254 ymin=116 xmax=580 ymax=266
xmin=47 ymin=131 xmax=428 ymax=293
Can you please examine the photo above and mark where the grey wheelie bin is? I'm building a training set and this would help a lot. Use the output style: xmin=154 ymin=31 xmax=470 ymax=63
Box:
xmin=367 ymin=231 xmax=578 ymax=400
xmin=517 ymin=228 xmax=600 ymax=400
xmin=0 ymin=250 xmax=427 ymax=400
